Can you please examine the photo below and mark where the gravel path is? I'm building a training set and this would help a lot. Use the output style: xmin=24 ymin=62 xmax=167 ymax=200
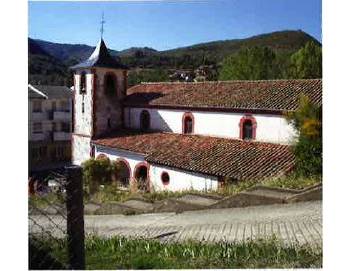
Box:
xmin=29 ymin=200 xmax=322 ymax=249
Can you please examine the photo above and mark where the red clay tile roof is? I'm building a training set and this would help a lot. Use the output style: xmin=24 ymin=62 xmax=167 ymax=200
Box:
xmin=93 ymin=130 xmax=295 ymax=180
xmin=125 ymin=79 xmax=322 ymax=112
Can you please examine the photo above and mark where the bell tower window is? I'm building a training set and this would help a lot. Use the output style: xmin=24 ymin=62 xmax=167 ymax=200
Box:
xmin=107 ymin=118 xmax=111 ymax=129
xmin=140 ymin=110 xmax=150 ymax=131
xmin=104 ymin=73 xmax=117 ymax=97
xmin=80 ymin=71 xmax=86 ymax=94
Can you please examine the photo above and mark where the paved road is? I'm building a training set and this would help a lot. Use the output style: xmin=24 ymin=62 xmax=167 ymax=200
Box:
xmin=29 ymin=201 xmax=322 ymax=249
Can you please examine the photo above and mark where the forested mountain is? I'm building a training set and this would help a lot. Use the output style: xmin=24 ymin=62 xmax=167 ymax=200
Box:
xmin=28 ymin=30 xmax=321 ymax=86
xmin=28 ymin=38 xmax=73 ymax=85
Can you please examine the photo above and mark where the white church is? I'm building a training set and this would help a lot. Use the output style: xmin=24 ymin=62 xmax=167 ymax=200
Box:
xmin=71 ymin=38 xmax=322 ymax=192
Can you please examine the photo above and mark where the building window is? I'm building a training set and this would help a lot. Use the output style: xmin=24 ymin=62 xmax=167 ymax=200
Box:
xmin=242 ymin=120 xmax=253 ymax=140
xmin=140 ymin=110 xmax=150 ymax=131
xmin=182 ymin=112 xmax=194 ymax=134
xmin=52 ymin=122 xmax=58 ymax=132
xmin=60 ymin=100 xmax=70 ymax=112
xmin=52 ymin=101 xmax=57 ymax=111
xmin=32 ymin=100 xmax=42 ymax=112
xmin=55 ymin=146 xmax=65 ymax=160
xmin=80 ymin=72 xmax=86 ymax=94
xmin=32 ymin=146 xmax=47 ymax=161
xmin=239 ymin=115 xmax=257 ymax=140
xmin=161 ymin=172 xmax=170 ymax=186
xmin=107 ymin=118 xmax=112 ymax=129
xmin=104 ymin=73 xmax=117 ymax=96
xmin=62 ymin=122 xmax=70 ymax=133
xmin=33 ymin=122 xmax=42 ymax=134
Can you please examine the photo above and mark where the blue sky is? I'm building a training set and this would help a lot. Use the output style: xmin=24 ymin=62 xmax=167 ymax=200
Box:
xmin=28 ymin=0 xmax=322 ymax=51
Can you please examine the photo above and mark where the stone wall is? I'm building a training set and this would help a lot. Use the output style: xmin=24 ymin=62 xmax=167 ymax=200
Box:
xmin=93 ymin=68 xmax=126 ymax=137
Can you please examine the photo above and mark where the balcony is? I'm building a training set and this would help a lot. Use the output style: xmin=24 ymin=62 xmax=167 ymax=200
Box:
xmin=30 ymin=133 xmax=46 ymax=141
xmin=54 ymin=111 xmax=71 ymax=121
xmin=31 ymin=111 xmax=47 ymax=121
xmin=54 ymin=132 xmax=71 ymax=141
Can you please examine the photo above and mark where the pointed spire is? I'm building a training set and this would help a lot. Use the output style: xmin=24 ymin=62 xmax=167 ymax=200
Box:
xmin=70 ymin=38 xmax=127 ymax=70
xmin=100 ymin=12 xmax=105 ymax=39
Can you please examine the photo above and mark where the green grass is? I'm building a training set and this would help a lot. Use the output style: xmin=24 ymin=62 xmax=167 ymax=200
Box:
xmin=29 ymin=193 xmax=65 ymax=209
xmin=262 ymin=175 xmax=322 ymax=190
xmin=30 ymin=175 xmax=322 ymax=209
xmin=34 ymin=235 xmax=322 ymax=269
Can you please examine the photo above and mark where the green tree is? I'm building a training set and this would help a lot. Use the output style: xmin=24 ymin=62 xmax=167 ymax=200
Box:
xmin=286 ymin=95 xmax=322 ymax=176
xmin=218 ymin=46 xmax=279 ymax=80
xmin=82 ymin=158 xmax=114 ymax=194
xmin=289 ymin=41 xmax=322 ymax=79
xmin=128 ymin=68 xmax=169 ymax=87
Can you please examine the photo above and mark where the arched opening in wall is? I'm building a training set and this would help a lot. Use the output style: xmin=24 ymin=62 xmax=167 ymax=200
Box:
xmin=134 ymin=164 xmax=149 ymax=192
xmin=242 ymin=120 xmax=253 ymax=140
xmin=182 ymin=112 xmax=194 ymax=134
xmin=239 ymin=115 xmax=257 ymax=140
xmin=104 ymin=73 xmax=117 ymax=97
xmin=96 ymin=153 xmax=109 ymax=161
xmin=80 ymin=71 xmax=86 ymax=94
xmin=161 ymin=172 xmax=170 ymax=186
xmin=140 ymin=110 xmax=150 ymax=131
xmin=114 ymin=159 xmax=131 ymax=188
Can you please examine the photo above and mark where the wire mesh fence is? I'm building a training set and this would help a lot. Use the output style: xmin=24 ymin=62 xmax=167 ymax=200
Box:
xmin=28 ymin=166 xmax=85 ymax=270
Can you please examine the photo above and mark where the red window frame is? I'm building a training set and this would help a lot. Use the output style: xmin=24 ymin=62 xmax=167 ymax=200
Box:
xmin=161 ymin=171 xmax=170 ymax=186
xmin=182 ymin=112 xmax=194 ymax=134
xmin=239 ymin=115 xmax=257 ymax=140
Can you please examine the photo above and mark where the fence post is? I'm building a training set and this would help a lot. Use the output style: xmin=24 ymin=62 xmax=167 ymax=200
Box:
xmin=65 ymin=165 xmax=85 ymax=270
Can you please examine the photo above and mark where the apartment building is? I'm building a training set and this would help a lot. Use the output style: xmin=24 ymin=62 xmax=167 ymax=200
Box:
xmin=28 ymin=84 xmax=73 ymax=172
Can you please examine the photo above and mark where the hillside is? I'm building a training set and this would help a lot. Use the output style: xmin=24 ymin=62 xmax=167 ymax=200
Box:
xmin=28 ymin=30 xmax=320 ymax=86
xmin=28 ymin=38 xmax=72 ymax=85
xmin=162 ymin=30 xmax=320 ymax=60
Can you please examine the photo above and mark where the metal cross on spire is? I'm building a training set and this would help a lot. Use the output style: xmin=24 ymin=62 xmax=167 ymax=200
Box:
xmin=100 ymin=12 xmax=106 ymax=39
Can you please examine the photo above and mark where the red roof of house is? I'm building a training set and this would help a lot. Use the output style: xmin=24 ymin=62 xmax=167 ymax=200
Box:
xmin=92 ymin=130 xmax=295 ymax=180
xmin=125 ymin=79 xmax=322 ymax=112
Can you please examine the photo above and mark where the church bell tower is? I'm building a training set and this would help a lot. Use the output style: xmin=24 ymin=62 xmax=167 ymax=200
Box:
xmin=70 ymin=37 xmax=128 ymax=165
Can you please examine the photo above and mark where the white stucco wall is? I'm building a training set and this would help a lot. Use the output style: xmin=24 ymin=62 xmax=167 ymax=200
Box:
xmin=94 ymin=145 xmax=145 ymax=176
xmin=149 ymin=165 xmax=218 ymax=192
xmin=74 ymin=71 xmax=93 ymax=136
xmin=94 ymin=145 xmax=219 ymax=192
xmin=72 ymin=135 xmax=91 ymax=166
xmin=124 ymin=107 xmax=297 ymax=144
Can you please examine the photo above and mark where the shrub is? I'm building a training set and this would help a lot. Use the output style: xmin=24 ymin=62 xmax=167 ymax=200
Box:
xmin=286 ymin=95 xmax=322 ymax=177
xmin=82 ymin=158 xmax=114 ymax=195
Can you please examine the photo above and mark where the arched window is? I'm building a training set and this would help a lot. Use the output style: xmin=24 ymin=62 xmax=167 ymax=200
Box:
xmin=140 ymin=110 xmax=150 ymax=131
xmin=239 ymin=115 xmax=257 ymax=140
xmin=161 ymin=172 xmax=170 ymax=186
xmin=182 ymin=112 xmax=194 ymax=134
xmin=104 ymin=73 xmax=117 ymax=97
xmin=134 ymin=162 xmax=149 ymax=192
xmin=242 ymin=120 xmax=253 ymax=140
xmin=96 ymin=153 xmax=109 ymax=161
xmin=80 ymin=71 xmax=86 ymax=94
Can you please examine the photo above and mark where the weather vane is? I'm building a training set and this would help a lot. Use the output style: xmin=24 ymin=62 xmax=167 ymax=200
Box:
xmin=100 ymin=12 xmax=106 ymax=39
